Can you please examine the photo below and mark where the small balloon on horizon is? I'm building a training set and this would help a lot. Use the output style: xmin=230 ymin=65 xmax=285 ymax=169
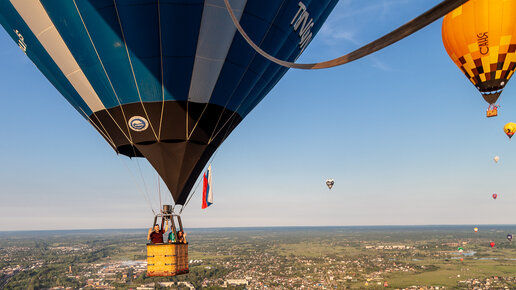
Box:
xmin=325 ymin=179 xmax=334 ymax=190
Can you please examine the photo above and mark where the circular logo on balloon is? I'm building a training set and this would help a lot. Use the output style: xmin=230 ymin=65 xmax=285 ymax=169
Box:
xmin=128 ymin=116 xmax=149 ymax=132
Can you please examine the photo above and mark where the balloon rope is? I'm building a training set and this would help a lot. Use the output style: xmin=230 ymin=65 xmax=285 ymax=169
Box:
xmin=158 ymin=173 xmax=162 ymax=211
xmin=157 ymin=0 xmax=165 ymax=141
xmin=118 ymin=156 xmax=156 ymax=215
xmin=179 ymin=175 xmax=204 ymax=215
xmin=113 ymin=0 xmax=160 ymax=142
xmin=78 ymin=107 xmax=155 ymax=214
xmin=223 ymin=0 xmax=468 ymax=69
xmin=180 ymin=117 xmax=238 ymax=214
xmin=73 ymin=0 xmax=135 ymax=145
xmin=131 ymin=146 xmax=158 ymax=212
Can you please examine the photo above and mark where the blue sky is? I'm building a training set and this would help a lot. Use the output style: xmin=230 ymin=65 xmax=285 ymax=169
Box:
xmin=1 ymin=0 xmax=515 ymax=231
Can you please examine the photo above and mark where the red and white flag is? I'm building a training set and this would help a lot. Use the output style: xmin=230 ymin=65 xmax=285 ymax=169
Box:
xmin=202 ymin=165 xmax=213 ymax=209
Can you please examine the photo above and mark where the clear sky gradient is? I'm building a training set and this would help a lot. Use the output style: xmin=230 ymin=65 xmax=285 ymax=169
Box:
xmin=1 ymin=0 xmax=515 ymax=231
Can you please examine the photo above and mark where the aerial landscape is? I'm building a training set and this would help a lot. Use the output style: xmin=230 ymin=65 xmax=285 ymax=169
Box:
xmin=2 ymin=226 xmax=516 ymax=289
xmin=1 ymin=0 xmax=516 ymax=289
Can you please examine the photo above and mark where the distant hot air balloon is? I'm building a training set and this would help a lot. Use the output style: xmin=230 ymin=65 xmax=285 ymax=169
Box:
xmin=326 ymin=179 xmax=335 ymax=190
xmin=442 ymin=0 xmax=516 ymax=116
xmin=474 ymin=227 xmax=479 ymax=233
xmin=460 ymin=257 xmax=464 ymax=262
xmin=492 ymin=193 xmax=498 ymax=200
xmin=494 ymin=156 xmax=500 ymax=163
xmin=504 ymin=122 xmax=516 ymax=139
xmin=490 ymin=241 xmax=495 ymax=248
xmin=508 ymin=234 xmax=513 ymax=242
xmin=458 ymin=247 xmax=464 ymax=254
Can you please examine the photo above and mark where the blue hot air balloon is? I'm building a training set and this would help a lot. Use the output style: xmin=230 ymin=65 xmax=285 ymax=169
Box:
xmin=0 ymin=0 xmax=338 ymax=205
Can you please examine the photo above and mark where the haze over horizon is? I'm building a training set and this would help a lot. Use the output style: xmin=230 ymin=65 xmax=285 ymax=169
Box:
xmin=1 ymin=224 xmax=516 ymax=234
xmin=1 ymin=0 xmax=516 ymax=231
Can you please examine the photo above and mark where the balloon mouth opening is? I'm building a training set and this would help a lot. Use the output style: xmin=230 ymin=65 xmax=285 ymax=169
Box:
xmin=480 ymin=90 xmax=503 ymax=104
xmin=478 ymin=79 xmax=507 ymax=104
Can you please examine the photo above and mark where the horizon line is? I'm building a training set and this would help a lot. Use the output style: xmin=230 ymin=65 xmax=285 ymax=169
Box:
xmin=1 ymin=223 xmax=516 ymax=233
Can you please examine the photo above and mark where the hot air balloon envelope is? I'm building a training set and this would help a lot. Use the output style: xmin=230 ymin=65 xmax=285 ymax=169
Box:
xmin=508 ymin=234 xmax=513 ymax=242
xmin=442 ymin=0 xmax=516 ymax=106
xmin=474 ymin=227 xmax=479 ymax=232
xmin=490 ymin=242 xmax=495 ymax=248
xmin=494 ymin=156 xmax=500 ymax=163
xmin=492 ymin=193 xmax=498 ymax=199
xmin=504 ymin=122 xmax=516 ymax=139
xmin=0 ymin=0 xmax=338 ymax=205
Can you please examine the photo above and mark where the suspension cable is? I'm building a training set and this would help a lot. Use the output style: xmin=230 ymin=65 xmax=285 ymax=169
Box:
xmin=179 ymin=175 xmax=204 ymax=215
xmin=158 ymin=173 xmax=162 ymax=211
xmin=129 ymin=145 xmax=160 ymax=212
xmin=180 ymin=117 xmax=238 ymax=214
xmin=118 ymin=155 xmax=156 ymax=215
xmin=223 ymin=0 xmax=468 ymax=69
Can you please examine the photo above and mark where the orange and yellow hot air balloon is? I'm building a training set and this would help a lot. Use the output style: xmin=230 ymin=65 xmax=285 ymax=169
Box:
xmin=504 ymin=122 xmax=516 ymax=139
xmin=442 ymin=0 xmax=516 ymax=117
